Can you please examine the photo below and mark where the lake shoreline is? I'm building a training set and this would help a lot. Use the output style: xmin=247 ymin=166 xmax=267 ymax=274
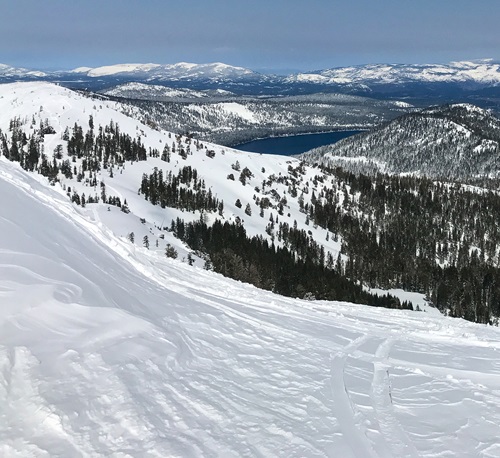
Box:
xmin=235 ymin=129 xmax=364 ymax=156
xmin=234 ymin=128 xmax=367 ymax=146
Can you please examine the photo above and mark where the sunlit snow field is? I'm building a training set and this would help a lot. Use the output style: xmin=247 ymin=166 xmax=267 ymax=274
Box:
xmin=1 ymin=156 xmax=500 ymax=457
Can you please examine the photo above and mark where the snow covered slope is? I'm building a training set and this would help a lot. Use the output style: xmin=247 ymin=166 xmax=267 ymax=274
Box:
xmin=2 ymin=153 xmax=500 ymax=456
xmin=0 ymin=82 xmax=346 ymax=258
xmin=0 ymin=82 xmax=128 ymax=129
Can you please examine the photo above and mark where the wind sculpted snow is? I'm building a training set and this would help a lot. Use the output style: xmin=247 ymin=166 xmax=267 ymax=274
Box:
xmin=1 ymin=157 xmax=500 ymax=456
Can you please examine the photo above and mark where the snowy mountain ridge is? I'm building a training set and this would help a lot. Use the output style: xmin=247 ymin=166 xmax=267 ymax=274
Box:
xmin=4 ymin=59 xmax=499 ymax=85
xmin=1 ymin=86 xmax=500 ymax=456
xmin=100 ymin=81 xmax=234 ymax=100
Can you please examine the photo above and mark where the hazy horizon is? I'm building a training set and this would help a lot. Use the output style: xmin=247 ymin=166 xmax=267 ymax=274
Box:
xmin=1 ymin=0 xmax=499 ymax=73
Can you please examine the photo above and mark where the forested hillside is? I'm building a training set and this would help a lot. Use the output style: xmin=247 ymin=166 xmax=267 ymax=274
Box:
xmin=309 ymin=168 xmax=500 ymax=322
xmin=302 ymin=104 xmax=500 ymax=180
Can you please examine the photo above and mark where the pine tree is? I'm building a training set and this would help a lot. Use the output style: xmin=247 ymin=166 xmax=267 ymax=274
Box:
xmin=121 ymin=199 xmax=130 ymax=213
xmin=165 ymin=244 xmax=178 ymax=259
xmin=9 ymin=141 xmax=20 ymax=162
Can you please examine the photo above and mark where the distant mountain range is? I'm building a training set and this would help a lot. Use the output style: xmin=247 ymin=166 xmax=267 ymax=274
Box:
xmin=300 ymin=103 xmax=500 ymax=179
xmin=1 ymin=60 xmax=500 ymax=106
xmin=0 ymin=63 xmax=47 ymax=78
xmin=0 ymin=62 xmax=271 ymax=92
xmin=287 ymin=60 xmax=500 ymax=87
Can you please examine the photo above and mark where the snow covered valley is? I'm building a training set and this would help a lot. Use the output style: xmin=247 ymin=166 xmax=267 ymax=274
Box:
xmin=1 ymin=155 xmax=500 ymax=456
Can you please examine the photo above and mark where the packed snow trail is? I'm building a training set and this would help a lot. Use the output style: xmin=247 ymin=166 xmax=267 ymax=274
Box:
xmin=1 ymin=158 xmax=500 ymax=456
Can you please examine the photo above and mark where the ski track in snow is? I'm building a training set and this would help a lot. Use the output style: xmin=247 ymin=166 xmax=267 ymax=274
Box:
xmin=330 ymin=335 xmax=377 ymax=458
xmin=370 ymin=338 xmax=419 ymax=458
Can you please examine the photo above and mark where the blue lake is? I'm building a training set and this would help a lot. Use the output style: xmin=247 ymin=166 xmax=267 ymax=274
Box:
xmin=235 ymin=130 xmax=361 ymax=156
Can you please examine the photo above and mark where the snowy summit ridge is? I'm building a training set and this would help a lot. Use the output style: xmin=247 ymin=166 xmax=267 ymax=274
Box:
xmin=0 ymin=63 xmax=47 ymax=78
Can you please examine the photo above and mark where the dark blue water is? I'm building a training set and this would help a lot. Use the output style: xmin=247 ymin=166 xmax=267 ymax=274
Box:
xmin=235 ymin=130 xmax=361 ymax=156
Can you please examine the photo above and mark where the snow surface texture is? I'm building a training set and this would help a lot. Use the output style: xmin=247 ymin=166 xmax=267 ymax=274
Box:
xmin=1 ymin=83 xmax=500 ymax=456
xmin=1 ymin=135 xmax=500 ymax=458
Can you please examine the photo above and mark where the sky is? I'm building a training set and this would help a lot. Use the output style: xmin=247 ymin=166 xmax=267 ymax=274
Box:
xmin=0 ymin=0 xmax=499 ymax=73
